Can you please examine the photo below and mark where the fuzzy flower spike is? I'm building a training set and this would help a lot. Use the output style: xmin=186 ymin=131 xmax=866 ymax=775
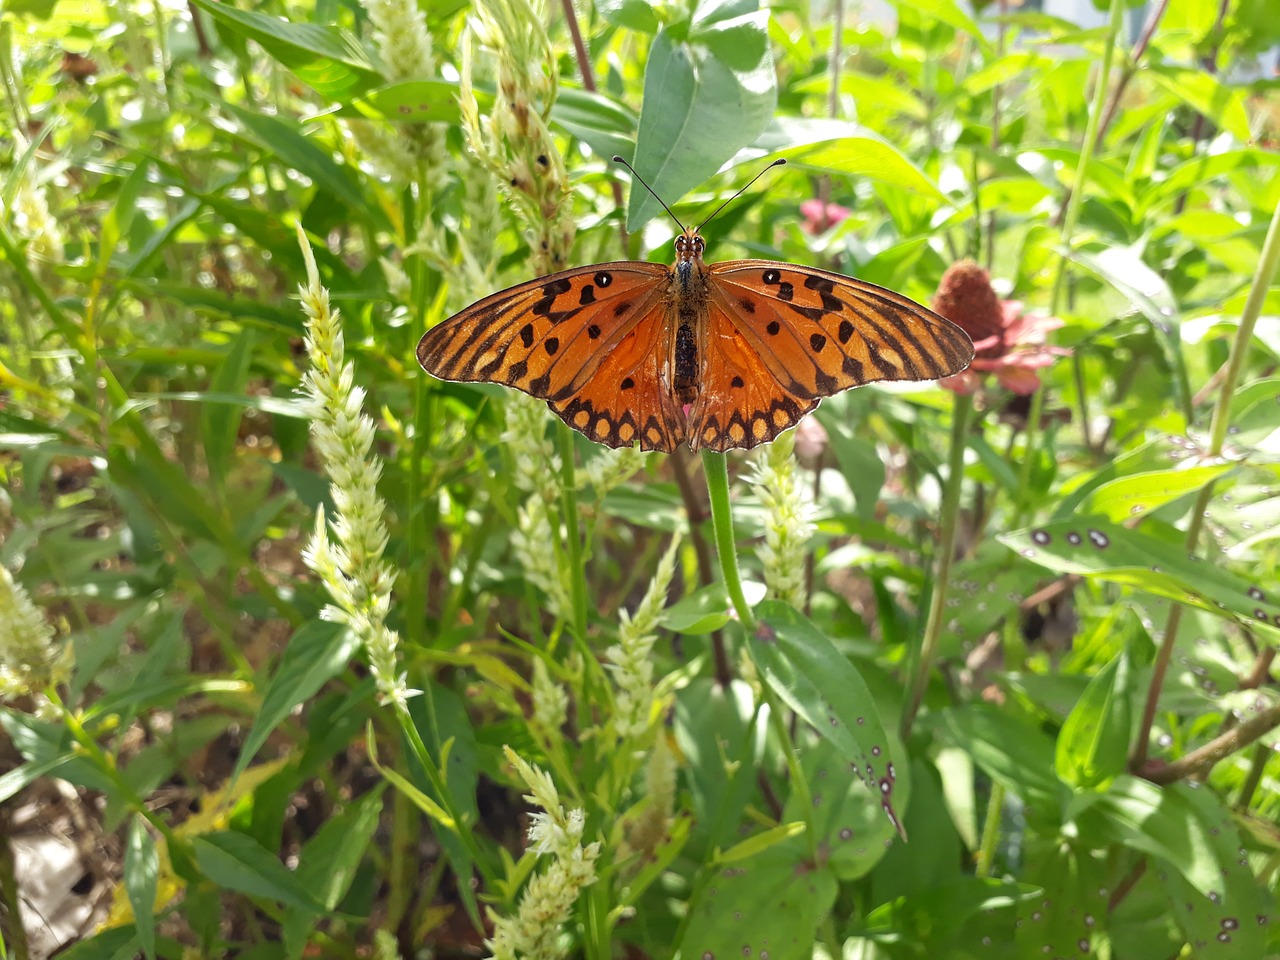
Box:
xmin=296 ymin=224 xmax=415 ymax=708
xmin=933 ymin=260 xmax=1067 ymax=396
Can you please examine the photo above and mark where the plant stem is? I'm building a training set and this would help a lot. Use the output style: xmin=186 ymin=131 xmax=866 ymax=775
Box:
xmin=700 ymin=450 xmax=755 ymax=633
xmin=975 ymin=781 xmax=1005 ymax=878
xmin=1131 ymin=195 xmax=1280 ymax=768
xmin=902 ymin=393 xmax=972 ymax=739
xmin=1018 ymin=0 xmax=1123 ymax=514
xmin=558 ymin=423 xmax=590 ymax=643
xmin=1143 ymin=701 xmax=1280 ymax=785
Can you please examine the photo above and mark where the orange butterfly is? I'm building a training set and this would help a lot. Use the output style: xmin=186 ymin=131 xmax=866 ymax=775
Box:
xmin=417 ymin=159 xmax=974 ymax=453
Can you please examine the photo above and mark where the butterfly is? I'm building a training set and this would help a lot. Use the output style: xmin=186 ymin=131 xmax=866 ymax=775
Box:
xmin=417 ymin=158 xmax=974 ymax=454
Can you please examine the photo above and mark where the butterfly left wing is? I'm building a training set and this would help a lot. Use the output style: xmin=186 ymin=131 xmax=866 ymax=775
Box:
xmin=417 ymin=261 xmax=668 ymax=403
xmin=688 ymin=261 xmax=974 ymax=452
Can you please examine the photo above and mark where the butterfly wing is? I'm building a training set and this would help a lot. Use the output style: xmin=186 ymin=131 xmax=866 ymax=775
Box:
xmin=689 ymin=261 xmax=974 ymax=452
xmin=547 ymin=303 xmax=688 ymax=452
xmin=417 ymin=261 xmax=684 ymax=450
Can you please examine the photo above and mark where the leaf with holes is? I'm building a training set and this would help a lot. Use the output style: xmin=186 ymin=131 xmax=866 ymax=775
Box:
xmin=1001 ymin=520 xmax=1280 ymax=640
xmin=782 ymin=740 xmax=898 ymax=881
xmin=752 ymin=601 xmax=908 ymax=838
xmin=680 ymin=846 xmax=838 ymax=960
xmin=1074 ymin=776 xmax=1267 ymax=955
xmin=1207 ymin=483 xmax=1280 ymax=557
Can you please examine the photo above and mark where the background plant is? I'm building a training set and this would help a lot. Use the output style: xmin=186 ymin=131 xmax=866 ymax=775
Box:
xmin=1 ymin=0 xmax=1279 ymax=957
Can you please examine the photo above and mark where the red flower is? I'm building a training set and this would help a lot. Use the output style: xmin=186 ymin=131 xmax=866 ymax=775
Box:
xmin=931 ymin=261 xmax=1067 ymax=397
xmin=800 ymin=198 xmax=851 ymax=235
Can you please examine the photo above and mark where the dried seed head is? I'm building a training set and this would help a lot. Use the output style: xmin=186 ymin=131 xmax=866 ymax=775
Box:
xmin=933 ymin=260 xmax=1004 ymax=347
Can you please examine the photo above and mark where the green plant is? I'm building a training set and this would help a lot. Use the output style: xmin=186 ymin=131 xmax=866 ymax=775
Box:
xmin=2 ymin=0 xmax=1278 ymax=956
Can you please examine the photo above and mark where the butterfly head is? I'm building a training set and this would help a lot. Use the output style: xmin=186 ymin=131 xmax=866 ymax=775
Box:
xmin=674 ymin=228 xmax=706 ymax=264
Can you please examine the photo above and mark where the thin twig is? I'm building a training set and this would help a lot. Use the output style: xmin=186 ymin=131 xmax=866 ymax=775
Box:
xmin=557 ymin=0 xmax=629 ymax=252
xmin=1140 ymin=701 xmax=1280 ymax=785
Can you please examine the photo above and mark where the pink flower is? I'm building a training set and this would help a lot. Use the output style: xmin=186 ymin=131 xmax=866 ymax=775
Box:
xmin=800 ymin=198 xmax=851 ymax=235
xmin=932 ymin=262 xmax=1068 ymax=397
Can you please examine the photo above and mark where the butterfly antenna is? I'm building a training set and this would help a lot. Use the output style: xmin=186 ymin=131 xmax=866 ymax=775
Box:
xmin=613 ymin=155 xmax=686 ymax=232
xmin=696 ymin=158 xmax=787 ymax=232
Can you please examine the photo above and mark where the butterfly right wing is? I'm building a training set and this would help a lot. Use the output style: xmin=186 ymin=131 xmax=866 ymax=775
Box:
xmin=417 ymin=261 xmax=669 ymax=402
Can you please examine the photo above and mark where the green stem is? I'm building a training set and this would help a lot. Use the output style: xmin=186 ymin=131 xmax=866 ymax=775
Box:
xmin=902 ymin=393 xmax=972 ymax=739
xmin=1132 ymin=195 xmax=1280 ymax=768
xmin=557 ymin=424 xmax=590 ymax=643
xmin=975 ymin=782 xmax=1005 ymax=878
xmin=700 ymin=450 xmax=755 ymax=633
xmin=1018 ymin=0 xmax=1124 ymax=512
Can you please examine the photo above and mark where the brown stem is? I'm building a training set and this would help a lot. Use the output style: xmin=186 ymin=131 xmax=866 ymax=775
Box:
xmin=187 ymin=0 xmax=211 ymax=57
xmin=1051 ymin=0 xmax=1170 ymax=229
xmin=1140 ymin=700 xmax=1280 ymax=785
xmin=1107 ymin=858 xmax=1147 ymax=913
xmin=671 ymin=448 xmax=732 ymax=686
xmin=557 ymin=0 xmax=629 ymax=252
xmin=1241 ymin=646 xmax=1275 ymax=691
xmin=1234 ymin=743 xmax=1269 ymax=810
xmin=1094 ymin=0 xmax=1169 ymax=148
xmin=1172 ymin=0 xmax=1231 ymax=216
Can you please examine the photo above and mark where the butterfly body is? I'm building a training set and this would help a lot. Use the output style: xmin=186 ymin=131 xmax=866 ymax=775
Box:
xmin=418 ymin=226 xmax=974 ymax=454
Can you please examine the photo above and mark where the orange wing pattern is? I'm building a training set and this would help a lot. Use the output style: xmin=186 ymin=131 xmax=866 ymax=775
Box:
xmin=547 ymin=305 xmax=687 ymax=451
xmin=687 ymin=261 xmax=973 ymax=452
xmin=417 ymin=262 xmax=667 ymax=405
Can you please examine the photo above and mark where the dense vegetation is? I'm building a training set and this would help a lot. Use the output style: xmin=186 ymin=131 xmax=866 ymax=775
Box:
xmin=2 ymin=0 xmax=1279 ymax=957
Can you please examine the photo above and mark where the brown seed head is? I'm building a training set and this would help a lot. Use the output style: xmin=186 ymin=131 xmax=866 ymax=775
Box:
xmin=932 ymin=260 xmax=1004 ymax=348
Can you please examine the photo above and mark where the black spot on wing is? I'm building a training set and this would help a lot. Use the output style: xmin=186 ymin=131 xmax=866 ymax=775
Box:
xmin=810 ymin=334 xmax=827 ymax=353
xmin=838 ymin=319 xmax=855 ymax=344
xmin=519 ymin=323 xmax=535 ymax=348
xmin=579 ymin=285 xmax=596 ymax=305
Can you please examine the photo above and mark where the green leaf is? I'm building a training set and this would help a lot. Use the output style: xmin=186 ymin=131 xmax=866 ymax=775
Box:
xmin=821 ymin=416 xmax=886 ymax=523
xmin=1000 ymin=518 xmax=1280 ymax=639
xmin=192 ymin=831 xmax=326 ymax=912
xmin=233 ymin=622 xmax=359 ymax=781
xmin=202 ymin=329 xmax=258 ymax=488
xmin=855 ymin=877 xmax=1039 ymax=945
xmin=337 ymin=78 xmax=464 ymax=124
xmin=1077 ymin=464 xmax=1235 ymax=522
xmin=222 ymin=102 xmax=370 ymax=214
xmin=680 ymin=846 xmax=837 ymax=960
xmin=1070 ymin=246 xmax=1191 ymax=420
xmin=718 ymin=820 xmax=806 ymax=862
xmin=551 ymin=87 xmax=639 ymax=162
xmin=663 ymin=583 xmax=730 ymax=634
xmin=1148 ymin=66 xmax=1251 ymax=142
xmin=751 ymin=601 xmax=908 ymax=837
xmin=54 ymin=928 xmax=140 ymax=960
xmin=887 ymin=0 xmax=993 ymax=53
xmin=1055 ymin=647 xmax=1132 ymax=790
xmin=365 ymin=723 xmax=456 ymax=829
xmin=933 ymin=704 xmax=1068 ymax=817
xmin=190 ymin=0 xmax=382 ymax=99
xmin=1078 ymin=775 xmax=1266 ymax=940
xmin=782 ymin=739 xmax=898 ymax=880
xmin=596 ymin=0 xmax=662 ymax=32
xmin=282 ymin=786 xmax=386 ymax=960
xmin=628 ymin=25 xmax=776 ymax=229
xmin=124 ymin=817 xmax=159 ymax=960
xmin=778 ymin=134 xmax=948 ymax=204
